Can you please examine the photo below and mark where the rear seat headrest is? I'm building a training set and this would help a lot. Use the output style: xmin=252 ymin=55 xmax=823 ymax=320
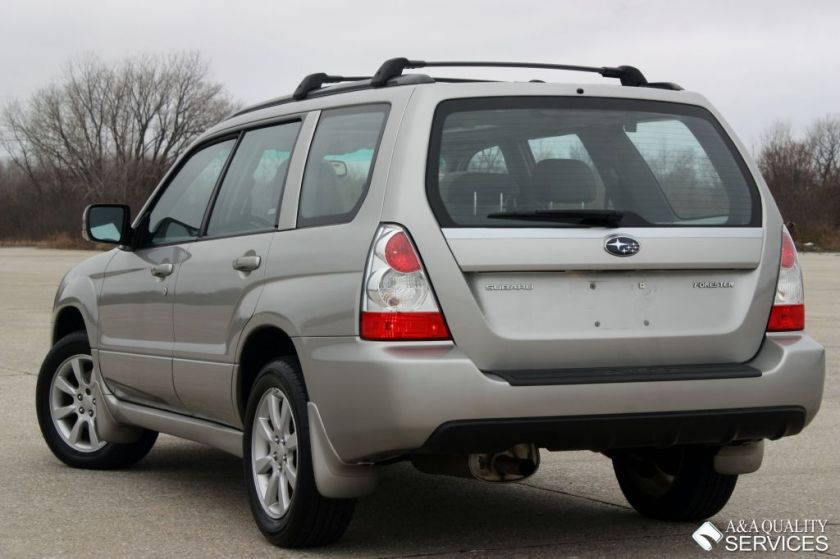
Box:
xmin=531 ymin=159 xmax=597 ymax=204
xmin=445 ymin=173 xmax=519 ymax=208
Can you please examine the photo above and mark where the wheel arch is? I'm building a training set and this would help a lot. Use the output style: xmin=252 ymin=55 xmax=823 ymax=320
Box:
xmin=235 ymin=317 xmax=302 ymax=423
xmin=53 ymin=305 xmax=89 ymax=344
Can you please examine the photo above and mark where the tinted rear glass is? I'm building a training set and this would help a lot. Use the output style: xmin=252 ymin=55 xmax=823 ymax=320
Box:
xmin=427 ymin=98 xmax=760 ymax=228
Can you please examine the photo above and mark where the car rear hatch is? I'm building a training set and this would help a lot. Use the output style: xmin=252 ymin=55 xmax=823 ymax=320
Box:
xmin=425 ymin=96 xmax=772 ymax=371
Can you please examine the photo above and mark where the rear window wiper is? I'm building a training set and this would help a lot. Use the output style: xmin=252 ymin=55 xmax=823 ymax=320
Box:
xmin=486 ymin=209 xmax=624 ymax=227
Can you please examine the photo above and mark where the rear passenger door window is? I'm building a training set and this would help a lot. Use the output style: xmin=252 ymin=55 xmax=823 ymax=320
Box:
xmin=206 ymin=121 xmax=301 ymax=237
xmin=298 ymin=104 xmax=389 ymax=227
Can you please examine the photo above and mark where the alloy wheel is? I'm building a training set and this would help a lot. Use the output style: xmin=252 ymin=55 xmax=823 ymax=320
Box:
xmin=251 ymin=387 xmax=299 ymax=518
xmin=49 ymin=354 xmax=106 ymax=453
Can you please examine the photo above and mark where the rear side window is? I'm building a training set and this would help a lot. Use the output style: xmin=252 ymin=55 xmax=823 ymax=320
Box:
xmin=427 ymin=97 xmax=759 ymax=228
xmin=298 ymin=104 xmax=389 ymax=227
xmin=206 ymin=121 xmax=301 ymax=237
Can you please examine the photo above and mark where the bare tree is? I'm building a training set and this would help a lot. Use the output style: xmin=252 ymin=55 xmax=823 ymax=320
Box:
xmin=2 ymin=51 xmax=237 ymax=205
xmin=757 ymin=120 xmax=840 ymax=244
xmin=807 ymin=115 xmax=840 ymax=187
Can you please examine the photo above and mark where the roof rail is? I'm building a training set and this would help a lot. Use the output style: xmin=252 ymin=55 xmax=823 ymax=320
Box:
xmin=293 ymin=73 xmax=372 ymax=100
xmin=372 ymin=58 xmax=652 ymax=87
xmin=232 ymin=58 xmax=681 ymax=119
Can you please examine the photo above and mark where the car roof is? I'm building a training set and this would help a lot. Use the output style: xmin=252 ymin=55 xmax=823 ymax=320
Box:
xmin=200 ymin=58 xmax=713 ymax=141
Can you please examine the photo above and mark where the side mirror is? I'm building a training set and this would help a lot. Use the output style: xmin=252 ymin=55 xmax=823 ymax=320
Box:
xmin=83 ymin=204 xmax=131 ymax=244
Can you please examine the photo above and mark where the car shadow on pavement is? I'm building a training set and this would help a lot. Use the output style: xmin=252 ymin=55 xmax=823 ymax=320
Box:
xmin=125 ymin=439 xmax=694 ymax=556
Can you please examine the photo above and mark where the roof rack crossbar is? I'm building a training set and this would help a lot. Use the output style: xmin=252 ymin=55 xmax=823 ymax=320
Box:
xmin=234 ymin=57 xmax=678 ymax=120
xmin=371 ymin=58 xmax=650 ymax=87
xmin=293 ymin=73 xmax=372 ymax=100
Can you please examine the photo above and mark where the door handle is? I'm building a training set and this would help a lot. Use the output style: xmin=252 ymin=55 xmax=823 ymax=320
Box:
xmin=232 ymin=255 xmax=261 ymax=272
xmin=150 ymin=263 xmax=174 ymax=278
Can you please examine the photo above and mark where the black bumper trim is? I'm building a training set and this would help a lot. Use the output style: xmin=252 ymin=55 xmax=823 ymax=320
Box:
xmin=421 ymin=406 xmax=806 ymax=454
xmin=489 ymin=363 xmax=761 ymax=386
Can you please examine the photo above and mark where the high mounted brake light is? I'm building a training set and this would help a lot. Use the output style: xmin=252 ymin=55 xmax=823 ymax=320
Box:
xmin=361 ymin=224 xmax=450 ymax=341
xmin=767 ymin=226 xmax=805 ymax=332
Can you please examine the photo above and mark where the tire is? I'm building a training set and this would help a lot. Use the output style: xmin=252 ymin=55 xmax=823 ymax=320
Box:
xmin=35 ymin=331 xmax=158 ymax=469
xmin=243 ymin=357 xmax=355 ymax=548
xmin=612 ymin=446 xmax=737 ymax=522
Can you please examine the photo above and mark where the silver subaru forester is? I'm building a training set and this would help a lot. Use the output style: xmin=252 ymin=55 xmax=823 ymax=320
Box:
xmin=36 ymin=58 xmax=825 ymax=548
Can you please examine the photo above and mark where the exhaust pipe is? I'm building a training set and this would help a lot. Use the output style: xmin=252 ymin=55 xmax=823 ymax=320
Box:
xmin=412 ymin=443 xmax=540 ymax=482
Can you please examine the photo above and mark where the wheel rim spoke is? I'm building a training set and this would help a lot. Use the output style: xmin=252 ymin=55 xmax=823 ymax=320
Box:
xmin=68 ymin=418 xmax=83 ymax=445
xmin=257 ymin=418 xmax=273 ymax=443
xmin=251 ymin=385 xmax=298 ymax=519
xmin=285 ymin=463 xmax=297 ymax=488
xmin=264 ymin=470 xmax=279 ymax=507
xmin=70 ymin=357 xmax=86 ymax=388
xmin=53 ymin=404 xmax=76 ymax=419
xmin=54 ymin=376 xmax=77 ymax=397
xmin=87 ymin=419 xmax=100 ymax=447
xmin=279 ymin=471 xmax=290 ymax=509
xmin=268 ymin=394 xmax=283 ymax=432
xmin=254 ymin=456 xmax=273 ymax=475
xmin=278 ymin=401 xmax=290 ymax=433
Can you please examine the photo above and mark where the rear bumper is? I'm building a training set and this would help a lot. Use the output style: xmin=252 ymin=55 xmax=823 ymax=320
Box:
xmin=298 ymin=333 xmax=824 ymax=462
xmin=421 ymin=406 xmax=806 ymax=454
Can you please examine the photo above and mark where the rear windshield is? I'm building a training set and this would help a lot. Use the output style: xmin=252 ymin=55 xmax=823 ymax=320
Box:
xmin=427 ymin=98 xmax=760 ymax=228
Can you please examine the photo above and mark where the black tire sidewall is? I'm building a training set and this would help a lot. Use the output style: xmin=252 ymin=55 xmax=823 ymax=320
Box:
xmin=613 ymin=446 xmax=737 ymax=521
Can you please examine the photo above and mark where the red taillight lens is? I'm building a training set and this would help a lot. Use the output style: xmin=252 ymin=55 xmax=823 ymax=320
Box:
xmin=767 ymin=304 xmax=805 ymax=332
xmin=383 ymin=231 xmax=421 ymax=273
xmin=781 ymin=229 xmax=797 ymax=268
xmin=767 ymin=226 xmax=805 ymax=332
xmin=362 ymin=224 xmax=452 ymax=341
xmin=361 ymin=311 xmax=450 ymax=340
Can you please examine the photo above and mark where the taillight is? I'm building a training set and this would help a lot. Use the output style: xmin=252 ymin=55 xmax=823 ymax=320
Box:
xmin=361 ymin=224 xmax=451 ymax=341
xmin=767 ymin=226 xmax=804 ymax=332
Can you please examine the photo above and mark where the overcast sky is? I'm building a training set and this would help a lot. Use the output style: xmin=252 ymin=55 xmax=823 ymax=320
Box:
xmin=1 ymin=0 xmax=838 ymax=147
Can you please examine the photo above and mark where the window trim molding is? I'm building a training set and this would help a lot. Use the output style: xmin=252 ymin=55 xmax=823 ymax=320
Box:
xmin=295 ymin=103 xmax=391 ymax=229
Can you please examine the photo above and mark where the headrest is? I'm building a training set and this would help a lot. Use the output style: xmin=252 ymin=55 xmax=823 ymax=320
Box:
xmin=446 ymin=173 xmax=519 ymax=208
xmin=531 ymin=159 xmax=597 ymax=204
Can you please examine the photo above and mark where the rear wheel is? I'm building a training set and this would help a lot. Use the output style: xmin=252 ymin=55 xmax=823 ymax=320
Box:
xmin=35 ymin=332 xmax=158 ymax=469
xmin=243 ymin=357 xmax=355 ymax=547
xmin=612 ymin=446 xmax=737 ymax=521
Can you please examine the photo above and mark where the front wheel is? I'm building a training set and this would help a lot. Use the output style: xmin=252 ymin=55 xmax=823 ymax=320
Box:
xmin=612 ymin=446 xmax=737 ymax=521
xmin=243 ymin=357 xmax=355 ymax=548
xmin=35 ymin=332 xmax=158 ymax=469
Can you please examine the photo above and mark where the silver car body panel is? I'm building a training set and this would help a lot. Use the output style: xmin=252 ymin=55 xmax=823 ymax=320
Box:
xmin=50 ymin=80 xmax=824 ymax=497
xmin=301 ymin=333 xmax=823 ymax=462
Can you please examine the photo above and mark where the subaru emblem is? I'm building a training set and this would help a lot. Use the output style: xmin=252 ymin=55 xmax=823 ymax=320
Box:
xmin=604 ymin=235 xmax=640 ymax=257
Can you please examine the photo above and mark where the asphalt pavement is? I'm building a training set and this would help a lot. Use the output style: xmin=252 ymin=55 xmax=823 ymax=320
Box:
xmin=0 ymin=247 xmax=837 ymax=558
